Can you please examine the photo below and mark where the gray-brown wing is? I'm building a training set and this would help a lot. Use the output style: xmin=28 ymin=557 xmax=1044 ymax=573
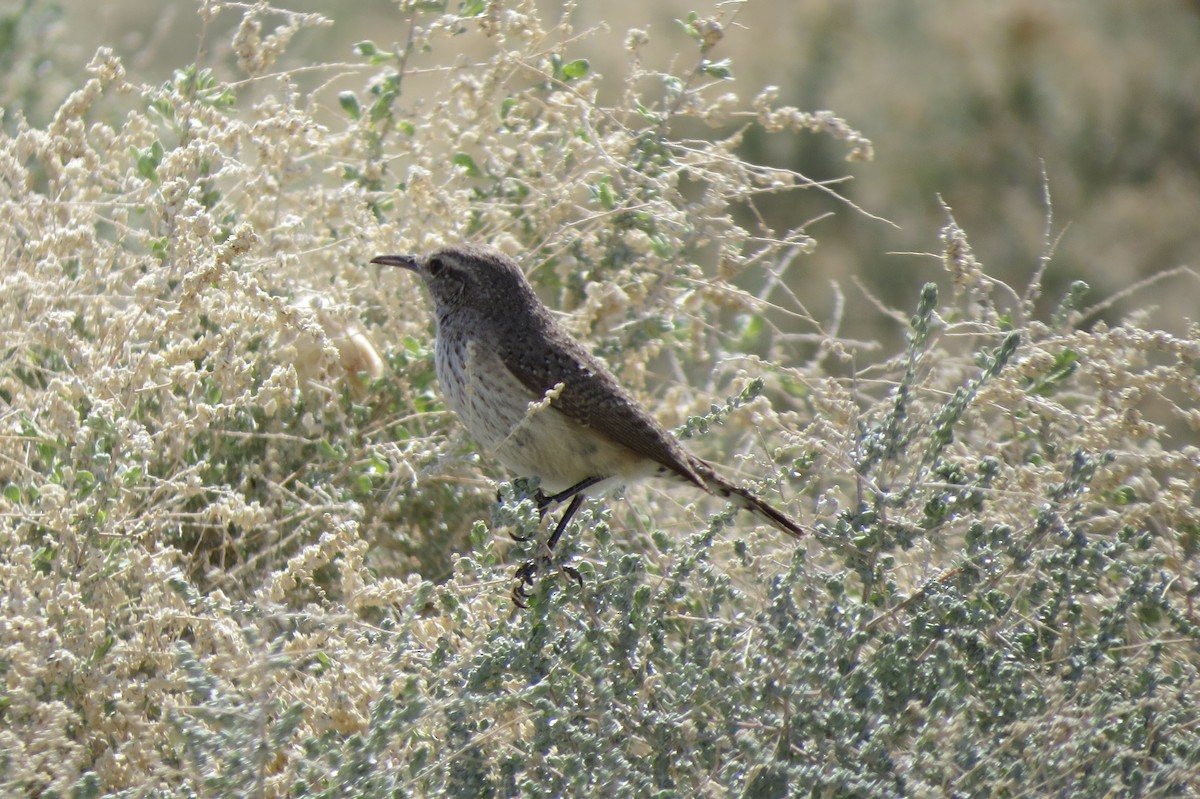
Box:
xmin=499 ymin=327 xmax=705 ymax=489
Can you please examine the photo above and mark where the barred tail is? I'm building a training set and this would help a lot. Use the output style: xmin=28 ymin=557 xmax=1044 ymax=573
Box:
xmin=693 ymin=462 xmax=805 ymax=539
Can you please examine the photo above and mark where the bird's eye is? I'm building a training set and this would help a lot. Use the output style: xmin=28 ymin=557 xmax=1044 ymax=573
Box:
xmin=428 ymin=257 xmax=446 ymax=276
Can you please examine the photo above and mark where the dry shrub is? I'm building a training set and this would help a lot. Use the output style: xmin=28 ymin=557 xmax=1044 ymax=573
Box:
xmin=0 ymin=2 xmax=1197 ymax=796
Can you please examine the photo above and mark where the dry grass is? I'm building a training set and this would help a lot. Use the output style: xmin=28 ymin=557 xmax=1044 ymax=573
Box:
xmin=1 ymin=1 xmax=1198 ymax=796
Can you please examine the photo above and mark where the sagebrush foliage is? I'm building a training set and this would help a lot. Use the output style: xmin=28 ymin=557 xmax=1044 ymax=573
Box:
xmin=1 ymin=2 xmax=1198 ymax=797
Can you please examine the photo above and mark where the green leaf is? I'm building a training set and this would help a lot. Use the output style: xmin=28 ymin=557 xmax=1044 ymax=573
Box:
xmin=1027 ymin=348 xmax=1079 ymax=395
xmin=676 ymin=12 xmax=700 ymax=41
xmin=634 ymin=100 xmax=661 ymax=124
xmin=561 ymin=58 xmax=590 ymax=80
xmin=89 ymin=634 xmax=116 ymax=665
xmin=312 ymin=651 xmax=333 ymax=674
xmin=354 ymin=40 xmax=379 ymax=57
xmin=318 ymin=440 xmax=344 ymax=460
xmin=649 ymin=232 xmax=673 ymax=258
xmin=269 ymin=702 xmax=307 ymax=749
xmin=1052 ymin=280 xmax=1089 ymax=329
xmin=458 ymin=0 xmax=486 ymax=15
xmin=32 ymin=546 xmax=54 ymax=573
xmin=121 ymin=465 xmax=143 ymax=486
xmin=338 ymin=91 xmax=360 ymax=119
xmin=588 ymin=177 xmax=616 ymax=210
xmin=133 ymin=140 xmax=164 ymax=181
xmin=1107 ymin=486 xmax=1137 ymax=506
xmin=470 ymin=519 xmax=491 ymax=554
xmin=74 ymin=470 xmax=96 ymax=496
xmin=700 ymin=58 xmax=733 ymax=79
xmin=451 ymin=152 xmax=483 ymax=177
xmin=369 ymin=93 xmax=397 ymax=124
xmin=737 ymin=313 xmax=765 ymax=349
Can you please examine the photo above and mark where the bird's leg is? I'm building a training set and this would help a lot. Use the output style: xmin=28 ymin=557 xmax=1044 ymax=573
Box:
xmin=511 ymin=476 xmax=603 ymax=606
xmin=512 ymin=473 xmax=602 ymax=543
xmin=536 ymin=475 xmax=604 ymax=516
xmin=547 ymin=493 xmax=585 ymax=589
xmin=545 ymin=493 xmax=585 ymax=551
xmin=513 ymin=493 xmax=587 ymax=607
xmin=507 ymin=475 xmax=601 ymax=542
xmin=533 ymin=490 xmax=550 ymax=518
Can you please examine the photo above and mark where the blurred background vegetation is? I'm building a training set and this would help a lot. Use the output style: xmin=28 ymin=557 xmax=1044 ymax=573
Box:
xmin=2 ymin=1 xmax=1199 ymax=796
xmin=13 ymin=0 xmax=1200 ymax=336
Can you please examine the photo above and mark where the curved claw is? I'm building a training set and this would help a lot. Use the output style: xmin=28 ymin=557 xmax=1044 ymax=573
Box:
xmin=561 ymin=564 xmax=583 ymax=589
xmin=509 ymin=558 xmax=585 ymax=608
xmin=511 ymin=559 xmax=538 ymax=608
xmin=514 ymin=559 xmax=539 ymax=583
xmin=508 ymin=528 xmax=535 ymax=543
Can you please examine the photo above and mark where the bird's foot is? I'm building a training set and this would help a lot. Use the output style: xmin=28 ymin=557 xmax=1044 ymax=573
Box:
xmin=511 ymin=555 xmax=583 ymax=608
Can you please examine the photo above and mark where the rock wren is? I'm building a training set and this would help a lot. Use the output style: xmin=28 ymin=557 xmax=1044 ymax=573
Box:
xmin=372 ymin=244 xmax=803 ymax=602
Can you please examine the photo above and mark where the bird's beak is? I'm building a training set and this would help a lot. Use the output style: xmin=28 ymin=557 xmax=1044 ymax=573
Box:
xmin=370 ymin=254 xmax=419 ymax=271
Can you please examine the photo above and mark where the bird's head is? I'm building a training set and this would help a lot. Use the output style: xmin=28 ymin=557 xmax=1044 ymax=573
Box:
xmin=371 ymin=244 xmax=542 ymax=322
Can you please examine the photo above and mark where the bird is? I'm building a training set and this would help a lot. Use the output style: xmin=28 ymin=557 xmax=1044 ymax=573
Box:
xmin=371 ymin=244 xmax=803 ymax=605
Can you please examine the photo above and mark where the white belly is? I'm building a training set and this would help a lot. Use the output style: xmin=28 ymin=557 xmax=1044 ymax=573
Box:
xmin=436 ymin=335 xmax=649 ymax=493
